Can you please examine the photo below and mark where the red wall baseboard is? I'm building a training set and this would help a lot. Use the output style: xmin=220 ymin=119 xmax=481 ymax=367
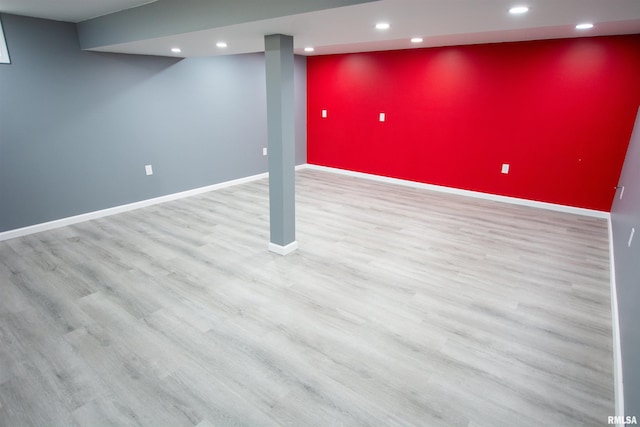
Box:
xmin=307 ymin=35 xmax=640 ymax=211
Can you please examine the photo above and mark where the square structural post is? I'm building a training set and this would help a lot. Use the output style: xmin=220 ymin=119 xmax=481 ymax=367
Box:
xmin=265 ymin=34 xmax=298 ymax=256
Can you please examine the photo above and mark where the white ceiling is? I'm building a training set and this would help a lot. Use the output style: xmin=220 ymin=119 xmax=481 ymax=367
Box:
xmin=2 ymin=0 xmax=640 ymax=57
xmin=0 ymin=0 xmax=156 ymax=22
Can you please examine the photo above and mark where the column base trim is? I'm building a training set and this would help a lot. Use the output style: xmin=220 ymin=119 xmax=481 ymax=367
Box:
xmin=268 ymin=241 xmax=298 ymax=256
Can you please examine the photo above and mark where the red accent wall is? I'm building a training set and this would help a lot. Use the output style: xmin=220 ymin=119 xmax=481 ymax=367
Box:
xmin=307 ymin=35 xmax=640 ymax=211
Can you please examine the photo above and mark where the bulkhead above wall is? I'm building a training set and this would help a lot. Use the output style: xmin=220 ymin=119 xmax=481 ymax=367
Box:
xmin=77 ymin=0 xmax=377 ymax=54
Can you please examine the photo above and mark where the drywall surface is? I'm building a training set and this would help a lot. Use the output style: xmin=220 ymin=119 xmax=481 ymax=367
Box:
xmin=0 ymin=14 xmax=306 ymax=232
xmin=611 ymin=106 xmax=640 ymax=419
xmin=307 ymin=35 xmax=640 ymax=211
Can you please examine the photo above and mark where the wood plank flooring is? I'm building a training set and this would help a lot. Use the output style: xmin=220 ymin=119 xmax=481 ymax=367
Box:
xmin=0 ymin=169 xmax=613 ymax=426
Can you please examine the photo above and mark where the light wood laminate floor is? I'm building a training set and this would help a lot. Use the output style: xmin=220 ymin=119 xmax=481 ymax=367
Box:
xmin=0 ymin=169 xmax=613 ymax=426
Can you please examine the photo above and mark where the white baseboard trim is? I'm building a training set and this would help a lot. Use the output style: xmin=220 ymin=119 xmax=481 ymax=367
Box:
xmin=0 ymin=162 xmax=609 ymax=242
xmin=0 ymin=172 xmax=269 ymax=242
xmin=304 ymin=164 xmax=609 ymax=219
xmin=608 ymin=218 xmax=625 ymax=424
xmin=268 ymin=241 xmax=299 ymax=256
xmin=0 ymin=164 xmax=309 ymax=242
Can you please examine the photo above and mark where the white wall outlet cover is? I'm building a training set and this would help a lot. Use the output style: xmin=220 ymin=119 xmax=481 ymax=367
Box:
xmin=379 ymin=112 xmax=386 ymax=122
xmin=263 ymin=147 xmax=268 ymax=156
xmin=322 ymin=109 xmax=327 ymax=118
xmin=501 ymin=164 xmax=510 ymax=174
xmin=629 ymin=227 xmax=635 ymax=248
xmin=145 ymin=165 xmax=153 ymax=176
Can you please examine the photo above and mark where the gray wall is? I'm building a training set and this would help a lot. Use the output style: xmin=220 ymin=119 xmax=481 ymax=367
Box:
xmin=0 ymin=14 xmax=307 ymax=233
xmin=611 ymin=106 xmax=640 ymax=418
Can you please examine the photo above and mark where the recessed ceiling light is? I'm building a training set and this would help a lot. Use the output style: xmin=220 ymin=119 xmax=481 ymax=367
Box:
xmin=411 ymin=37 xmax=424 ymax=43
xmin=304 ymin=47 xmax=315 ymax=52
xmin=216 ymin=42 xmax=228 ymax=48
xmin=375 ymin=22 xmax=390 ymax=30
xmin=576 ymin=23 xmax=594 ymax=30
xmin=509 ymin=6 xmax=529 ymax=14
xmin=171 ymin=47 xmax=181 ymax=53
